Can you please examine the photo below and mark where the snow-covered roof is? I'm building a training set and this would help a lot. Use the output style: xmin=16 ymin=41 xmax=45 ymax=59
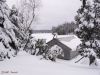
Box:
xmin=57 ymin=35 xmax=82 ymax=51
xmin=31 ymin=33 xmax=53 ymax=43
xmin=31 ymin=33 xmax=81 ymax=51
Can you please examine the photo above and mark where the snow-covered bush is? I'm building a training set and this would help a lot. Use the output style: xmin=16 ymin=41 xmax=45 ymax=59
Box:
xmin=43 ymin=45 xmax=64 ymax=62
xmin=35 ymin=39 xmax=48 ymax=56
xmin=24 ymin=36 xmax=37 ymax=55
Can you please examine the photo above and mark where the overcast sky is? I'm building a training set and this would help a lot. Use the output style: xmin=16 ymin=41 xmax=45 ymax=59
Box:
xmin=6 ymin=0 xmax=81 ymax=30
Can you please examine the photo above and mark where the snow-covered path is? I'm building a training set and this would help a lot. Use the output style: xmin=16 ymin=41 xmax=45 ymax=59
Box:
xmin=0 ymin=51 xmax=100 ymax=75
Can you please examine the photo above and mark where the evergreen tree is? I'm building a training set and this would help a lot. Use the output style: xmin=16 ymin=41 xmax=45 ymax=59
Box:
xmin=75 ymin=0 xmax=100 ymax=65
xmin=93 ymin=0 xmax=100 ymax=58
xmin=0 ymin=0 xmax=19 ymax=60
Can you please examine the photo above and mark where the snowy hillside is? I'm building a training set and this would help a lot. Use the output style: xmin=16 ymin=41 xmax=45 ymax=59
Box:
xmin=0 ymin=51 xmax=100 ymax=75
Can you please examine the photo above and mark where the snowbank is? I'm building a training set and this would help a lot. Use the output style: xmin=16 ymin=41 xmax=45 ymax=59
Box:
xmin=0 ymin=51 xmax=100 ymax=75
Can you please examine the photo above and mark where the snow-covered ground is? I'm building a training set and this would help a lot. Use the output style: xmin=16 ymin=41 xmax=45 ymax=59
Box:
xmin=0 ymin=51 xmax=100 ymax=75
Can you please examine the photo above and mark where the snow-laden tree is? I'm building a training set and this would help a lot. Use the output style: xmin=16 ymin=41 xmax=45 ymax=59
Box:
xmin=93 ymin=0 xmax=100 ymax=58
xmin=15 ymin=0 xmax=41 ymax=51
xmin=0 ymin=0 xmax=41 ymax=61
xmin=75 ymin=0 xmax=100 ymax=65
xmin=19 ymin=0 xmax=40 ymax=31
xmin=9 ymin=5 xmax=27 ymax=49
xmin=0 ymin=0 xmax=19 ymax=60
xmin=7 ymin=0 xmax=41 ymax=52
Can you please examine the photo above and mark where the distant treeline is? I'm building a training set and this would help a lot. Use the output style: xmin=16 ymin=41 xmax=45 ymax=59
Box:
xmin=52 ymin=22 xmax=77 ymax=35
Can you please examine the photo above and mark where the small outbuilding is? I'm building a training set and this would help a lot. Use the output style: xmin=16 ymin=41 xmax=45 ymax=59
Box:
xmin=32 ymin=33 xmax=81 ymax=60
xmin=47 ymin=35 xmax=81 ymax=60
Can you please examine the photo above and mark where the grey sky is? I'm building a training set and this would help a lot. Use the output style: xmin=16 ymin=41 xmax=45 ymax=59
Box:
xmin=6 ymin=0 xmax=81 ymax=30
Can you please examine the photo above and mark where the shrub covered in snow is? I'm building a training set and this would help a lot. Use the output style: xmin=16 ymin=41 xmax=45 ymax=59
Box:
xmin=24 ymin=36 xmax=37 ymax=55
xmin=35 ymin=39 xmax=48 ymax=56
xmin=43 ymin=45 xmax=64 ymax=62
xmin=23 ymin=37 xmax=48 ymax=56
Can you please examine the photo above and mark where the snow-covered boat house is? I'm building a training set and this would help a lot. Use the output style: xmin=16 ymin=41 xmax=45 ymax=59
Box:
xmin=47 ymin=35 xmax=81 ymax=60
xmin=32 ymin=33 xmax=81 ymax=60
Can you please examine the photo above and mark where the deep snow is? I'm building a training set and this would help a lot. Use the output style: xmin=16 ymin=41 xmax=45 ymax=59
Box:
xmin=0 ymin=51 xmax=100 ymax=75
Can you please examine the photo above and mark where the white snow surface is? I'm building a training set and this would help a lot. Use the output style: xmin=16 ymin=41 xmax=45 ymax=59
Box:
xmin=0 ymin=51 xmax=100 ymax=75
xmin=31 ymin=33 xmax=54 ymax=43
